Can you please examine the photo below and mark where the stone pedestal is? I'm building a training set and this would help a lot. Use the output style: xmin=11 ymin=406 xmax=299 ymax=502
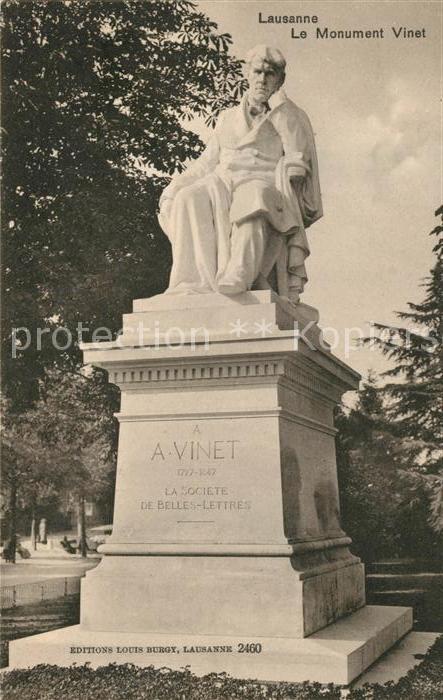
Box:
xmin=8 ymin=291 xmax=412 ymax=683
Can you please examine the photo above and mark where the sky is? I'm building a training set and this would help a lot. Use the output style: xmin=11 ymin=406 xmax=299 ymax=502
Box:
xmin=192 ymin=0 xmax=441 ymax=383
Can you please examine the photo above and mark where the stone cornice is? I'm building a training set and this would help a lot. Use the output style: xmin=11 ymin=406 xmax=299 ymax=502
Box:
xmin=106 ymin=352 xmax=351 ymax=405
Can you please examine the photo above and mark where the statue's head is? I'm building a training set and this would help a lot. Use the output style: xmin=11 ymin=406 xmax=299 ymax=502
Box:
xmin=245 ymin=45 xmax=286 ymax=104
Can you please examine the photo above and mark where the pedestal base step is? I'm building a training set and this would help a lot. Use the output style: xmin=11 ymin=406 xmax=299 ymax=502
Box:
xmin=8 ymin=605 xmax=412 ymax=685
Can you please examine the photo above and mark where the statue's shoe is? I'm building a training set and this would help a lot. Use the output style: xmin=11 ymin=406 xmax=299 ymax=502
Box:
xmin=217 ymin=279 xmax=247 ymax=295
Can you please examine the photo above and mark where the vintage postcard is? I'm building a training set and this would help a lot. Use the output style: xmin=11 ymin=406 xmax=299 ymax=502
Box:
xmin=2 ymin=1 xmax=441 ymax=697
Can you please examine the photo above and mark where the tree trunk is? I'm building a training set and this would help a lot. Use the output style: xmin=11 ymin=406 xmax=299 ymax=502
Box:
xmin=77 ymin=495 xmax=87 ymax=558
xmin=8 ymin=481 xmax=17 ymax=563
xmin=30 ymin=499 xmax=37 ymax=551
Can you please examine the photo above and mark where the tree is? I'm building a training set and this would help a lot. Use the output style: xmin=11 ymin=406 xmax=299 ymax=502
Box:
xmin=337 ymin=208 xmax=443 ymax=561
xmin=1 ymin=1 xmax=247 ymax=548
xmin=335 ymin=373 xmax=439 ymax=561
xmin=368 ymin=208 xmax=442 ymax=443
xmin=1 ymin=367 xmax=118 ymax=559
xmin=365 ymin=207 xmax=442 ymax=536
xmin=30 ymin=367 xmax=118 ymax=557
xmin=1 ymin=398 xmax=62 ymax=561
xmin=1 ymin=0 xmax=247 ymax=409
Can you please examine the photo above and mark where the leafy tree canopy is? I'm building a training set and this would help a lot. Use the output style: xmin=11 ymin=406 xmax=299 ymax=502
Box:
xmin=1 ymin=0 xmax=247 ymax=409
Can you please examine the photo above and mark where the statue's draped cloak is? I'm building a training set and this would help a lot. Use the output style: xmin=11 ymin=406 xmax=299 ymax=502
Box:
xmin=159 ymin=90 xmax=323 ymax=301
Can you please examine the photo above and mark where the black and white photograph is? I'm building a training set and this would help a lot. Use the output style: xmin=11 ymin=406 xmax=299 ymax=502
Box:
xmin=1 ymin=1 xmax=442 ymax=698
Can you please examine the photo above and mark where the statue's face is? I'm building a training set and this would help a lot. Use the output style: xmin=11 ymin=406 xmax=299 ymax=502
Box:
xmin=247 ymin=58 xmax=281 ymax=104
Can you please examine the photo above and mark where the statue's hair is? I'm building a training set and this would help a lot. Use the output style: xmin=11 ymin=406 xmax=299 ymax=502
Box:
xmin=245 ymin=45 xmax=286 ymax=83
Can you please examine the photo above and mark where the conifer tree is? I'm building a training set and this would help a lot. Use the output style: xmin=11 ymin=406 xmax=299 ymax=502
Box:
xmin=369 ymin=207 xmax=442 ymax=446
xmin=338 ymin=208 xmax=443 ymax=557
xmin=335 ymin=373 xmax=431 ymax=560
xmin=366 ymin=207 xmax=442 ymax=534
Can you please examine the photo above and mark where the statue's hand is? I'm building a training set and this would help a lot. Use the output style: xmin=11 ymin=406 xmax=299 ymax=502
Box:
xmin=288 ymin=165 xmax=307 ymax=182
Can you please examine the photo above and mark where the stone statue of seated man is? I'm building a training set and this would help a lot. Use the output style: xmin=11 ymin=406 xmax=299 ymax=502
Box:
xmin=158 ymin=44 xmax=323 ymax=304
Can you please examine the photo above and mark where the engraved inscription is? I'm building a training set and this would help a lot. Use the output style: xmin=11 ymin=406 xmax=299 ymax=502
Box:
xmin=141 ymin=425 xmax=251 ymax=517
